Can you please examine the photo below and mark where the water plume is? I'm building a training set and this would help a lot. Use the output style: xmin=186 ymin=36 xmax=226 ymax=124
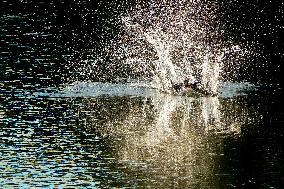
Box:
xmin=64 ymin=0 xmax=251 ymax=96
xmin=115 ymin=0 xmax=227 ymax=94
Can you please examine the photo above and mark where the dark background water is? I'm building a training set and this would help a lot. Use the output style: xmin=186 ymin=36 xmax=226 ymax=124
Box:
xmin=1 ymin=0 xmax=284 ymax=188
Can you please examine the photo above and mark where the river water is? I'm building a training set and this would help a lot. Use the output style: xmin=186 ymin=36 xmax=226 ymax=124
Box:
xmin=1 ymin=2 xmax=283 ymax=189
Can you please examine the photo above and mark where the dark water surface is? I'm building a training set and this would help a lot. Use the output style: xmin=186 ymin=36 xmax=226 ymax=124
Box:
xmin=1 ymin=2 xmax=284 ymax=188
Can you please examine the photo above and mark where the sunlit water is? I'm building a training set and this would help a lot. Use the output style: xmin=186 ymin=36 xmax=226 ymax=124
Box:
xmin=1 ymin=1 xmax=283 ymax=188
xmin=2 ymin=80 xmax=282 ymax=188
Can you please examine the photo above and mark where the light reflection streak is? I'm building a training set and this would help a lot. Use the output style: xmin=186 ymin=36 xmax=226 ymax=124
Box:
xmin=76 ymin=91 xmax=257 ymax=187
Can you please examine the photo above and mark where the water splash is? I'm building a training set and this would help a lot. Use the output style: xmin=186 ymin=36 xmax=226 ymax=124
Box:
xmin=114 ymin=0 xmax=229 ymax=94
xmin=63 ymin=0 xmax=251 ymax=95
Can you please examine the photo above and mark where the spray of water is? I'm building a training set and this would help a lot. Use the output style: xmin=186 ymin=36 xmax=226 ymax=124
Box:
xmin=65 ymin=0 xmax=251 ymax=95
xmin=110 ymin=0 xmax=228 ymax=94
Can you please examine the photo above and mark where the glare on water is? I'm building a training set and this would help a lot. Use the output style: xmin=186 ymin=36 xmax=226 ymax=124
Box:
xmin=59 ymin=81 xmax=261 ymax=188
xmin=1 ymin=0 xmax=282 ymax=188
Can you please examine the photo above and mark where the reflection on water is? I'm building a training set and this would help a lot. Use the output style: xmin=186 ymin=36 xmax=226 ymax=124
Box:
xmin=65 ymin=82 xmax=261 ymax=188
xmin=1 ymin=81 xmax=283 ymax=188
